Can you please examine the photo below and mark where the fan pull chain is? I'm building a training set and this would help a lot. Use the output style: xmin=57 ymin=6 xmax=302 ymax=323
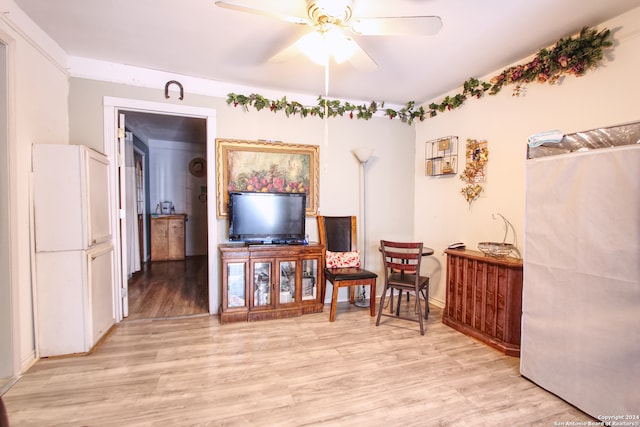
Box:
xmin=324 ymin=58 xmax=329 ymax=98
xmin=323 ymin=59 xmax=330 ymax=175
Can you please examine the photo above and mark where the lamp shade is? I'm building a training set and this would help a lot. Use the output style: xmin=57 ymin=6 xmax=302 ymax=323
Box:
xmin=352 ymin=147 xmax=374 ymax=163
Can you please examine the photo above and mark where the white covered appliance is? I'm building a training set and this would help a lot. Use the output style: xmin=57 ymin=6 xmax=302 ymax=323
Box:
xmin=521 ymin=122 xmax=640 ymax=417
xmin=33 ymin=144 xmax=115 ymax=357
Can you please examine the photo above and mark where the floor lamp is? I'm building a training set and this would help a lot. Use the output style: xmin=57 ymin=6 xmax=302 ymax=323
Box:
xmin=352 ymin=147 xmax=373 ymax=308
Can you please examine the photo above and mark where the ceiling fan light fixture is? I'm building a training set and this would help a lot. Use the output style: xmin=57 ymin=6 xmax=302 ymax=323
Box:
xmin=350 ymin=19 xmax=377 ymax=35
xmin=325 ymin=27 xmax=357 ymax=63
xmin=296 ymin=26 xmax=357 ymax=65
xmin=296 ymin=31 xmax=329 ymax=65
xmin=307 ymin=0 xmax=353 ymax=24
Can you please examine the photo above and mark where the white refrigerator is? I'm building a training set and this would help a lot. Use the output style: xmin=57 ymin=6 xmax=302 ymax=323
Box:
xmin=521 ymin=122 xmax=640 ymax=417
xmin=33 ymin=144 xmax=115 ymax=357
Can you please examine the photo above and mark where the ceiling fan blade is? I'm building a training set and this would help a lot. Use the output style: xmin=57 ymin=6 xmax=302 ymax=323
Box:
xmin=348 ymin=41 xmax=377 ymax=72
xmin=253 ymin=23 xmax=310 ymax=63
xmin=269 ymin=35 xmax=308 ymax=64
xmin=269 ymin=44 xmax=305 ymax=64
xmin=214 ymin=0 xmax=311 ymax=25
xmin=351 ymin=16 xmax=443 ymax=36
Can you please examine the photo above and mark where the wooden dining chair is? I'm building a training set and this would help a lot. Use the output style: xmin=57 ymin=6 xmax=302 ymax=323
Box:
xmin=376 ymin=240 xmax=430 ymax=335
xmin=317 ymin=216 xmax=378 ymax=322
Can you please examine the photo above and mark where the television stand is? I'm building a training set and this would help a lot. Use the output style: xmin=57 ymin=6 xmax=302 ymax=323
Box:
xmin=219 ymin=243 xmax=325 ymax=323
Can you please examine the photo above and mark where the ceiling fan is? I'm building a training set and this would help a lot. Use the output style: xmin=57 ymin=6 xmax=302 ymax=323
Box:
xmin=214 ymin=0 xmax=442 ymax=71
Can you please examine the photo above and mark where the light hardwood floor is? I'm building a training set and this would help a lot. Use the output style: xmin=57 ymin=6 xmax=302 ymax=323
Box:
xmin=3 ymin=302 xmax=592 ymax=426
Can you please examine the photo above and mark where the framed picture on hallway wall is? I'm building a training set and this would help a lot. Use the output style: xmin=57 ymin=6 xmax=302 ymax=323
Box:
xmin=215 ymin=139 xmax=320 ymax=218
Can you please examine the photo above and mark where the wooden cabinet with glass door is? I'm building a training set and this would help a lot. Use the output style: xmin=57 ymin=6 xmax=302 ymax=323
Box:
xmin=219 ymin=243 xmax=324 ymax=323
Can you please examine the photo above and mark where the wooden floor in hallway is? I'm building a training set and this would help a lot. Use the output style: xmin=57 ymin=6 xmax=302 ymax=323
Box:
xmin=126 ymin=255 xmax=209 ymax=320
xmin=2 ymin=301 xmax=594 ymax=426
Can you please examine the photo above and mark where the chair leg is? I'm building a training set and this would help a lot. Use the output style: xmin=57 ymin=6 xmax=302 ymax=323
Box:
xmin=415 ymin=287 xmax=425 ymax=335
xmin=369 ymin=280 xmax=376 ymax=317
xmin=423 ymin=289 xmax=429 ymax=320
xmin=422 ymin=282 xmax=430 ymax=319
xmin=330 ymin=283 xmax=339 ymax=322
xmin=375 ymin=284 xmax=389 ymax=326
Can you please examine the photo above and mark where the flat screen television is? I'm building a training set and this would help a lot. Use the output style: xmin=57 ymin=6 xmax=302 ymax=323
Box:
xmin=228 ymin=191 xmax=306 ymax=244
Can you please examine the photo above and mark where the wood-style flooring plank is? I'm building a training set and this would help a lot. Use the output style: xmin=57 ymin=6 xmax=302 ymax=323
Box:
xmin=3 ymin=303 xmax=593 ymax=426
xmin=127 ymin=255 xmax=209 ymax=320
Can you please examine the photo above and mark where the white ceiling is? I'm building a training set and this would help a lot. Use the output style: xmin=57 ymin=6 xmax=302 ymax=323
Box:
xmin=121 ymin=110 xmax=207 ymax=145
xmin=12 ymin=0 xmax=640 ymax=142
xmin=15 ymin=0 xmax=640 ymax=104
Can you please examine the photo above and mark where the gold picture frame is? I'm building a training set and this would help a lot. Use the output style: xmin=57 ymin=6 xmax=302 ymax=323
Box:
xmin=215 ymin=139 xmax=319 ymax=218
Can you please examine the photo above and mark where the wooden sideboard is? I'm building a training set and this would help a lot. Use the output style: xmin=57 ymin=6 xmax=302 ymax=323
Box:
xmin=443 ymin=249 xmax=523 ymax=357
xmin=150 ymin=214 xmax=186 ymax=261
xmin=219 ymin=243 xmax=325 ymax=324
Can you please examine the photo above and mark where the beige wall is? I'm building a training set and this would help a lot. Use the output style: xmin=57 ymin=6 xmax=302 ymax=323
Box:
xmin=0 ymin=1 xmax=69 ymax=378
xmin=69 ymin=77 xmax=416 ymax=304
xmin=415 ymin=7 xmax=640 ymax=306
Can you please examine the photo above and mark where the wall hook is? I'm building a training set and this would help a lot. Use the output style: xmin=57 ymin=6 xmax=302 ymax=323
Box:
xmin=165 ymin=80 xmax=184 ymax=100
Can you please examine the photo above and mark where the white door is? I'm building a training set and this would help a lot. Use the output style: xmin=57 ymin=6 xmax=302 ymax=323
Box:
xmin=117 ymin=113 xmax=129 ymax=317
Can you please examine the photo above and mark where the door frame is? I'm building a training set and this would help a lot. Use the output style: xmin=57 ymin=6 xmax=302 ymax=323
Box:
xmin=103 ymin=97 xmax=217 ymax=322
xmin=0 ymin=36 xmax=17 ymax=391
xmin=0 ymin=29 xmax=26 ymax=391
xmin=132 ymin=145 xmax=147 ymax=263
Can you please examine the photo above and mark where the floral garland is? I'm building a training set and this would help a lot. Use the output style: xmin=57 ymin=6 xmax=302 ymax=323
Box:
xmin=226 ymin=94 xmax=381 ymax=120
xmin=226 ymin=26 xmax=612 ymax=125
xmin=460 ymin=139 xmax=488 ymax=206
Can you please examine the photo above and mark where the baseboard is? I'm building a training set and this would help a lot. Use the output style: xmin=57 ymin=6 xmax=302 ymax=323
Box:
xmin=20 ymin=350 xmax=36 ymax=375
xmin=0 ymin=350 xmax=38 ymax=395
xmin=429 ymin=297 xmax=445 ymax=309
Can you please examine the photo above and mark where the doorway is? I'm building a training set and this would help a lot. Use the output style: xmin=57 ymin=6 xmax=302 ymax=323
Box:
xmin=103 ymin=97 xmax=218 ymax=323
xmin=122 ymin=110 xmax=209 ymax=320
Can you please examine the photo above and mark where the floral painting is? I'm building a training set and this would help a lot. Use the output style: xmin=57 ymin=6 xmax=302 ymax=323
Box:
xmin=215 ymin=139 xmax=319 ymax=217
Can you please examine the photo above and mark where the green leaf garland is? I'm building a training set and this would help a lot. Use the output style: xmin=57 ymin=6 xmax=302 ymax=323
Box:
xmin=226 ymin=26 xmax=612 ymax=125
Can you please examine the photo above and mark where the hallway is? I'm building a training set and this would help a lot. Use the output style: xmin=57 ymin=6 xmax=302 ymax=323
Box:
xmin=126 ymin=255 xmax=209 ymax=320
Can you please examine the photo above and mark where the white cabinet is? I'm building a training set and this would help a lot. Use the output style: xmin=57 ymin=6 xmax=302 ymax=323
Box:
xmin=33 ymin=144 xmax=112 ymax=251
xmin=36 ymin=244 xmax=115 ymax=356
xmin=32 ymin=144 xmax=115 ymax=357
